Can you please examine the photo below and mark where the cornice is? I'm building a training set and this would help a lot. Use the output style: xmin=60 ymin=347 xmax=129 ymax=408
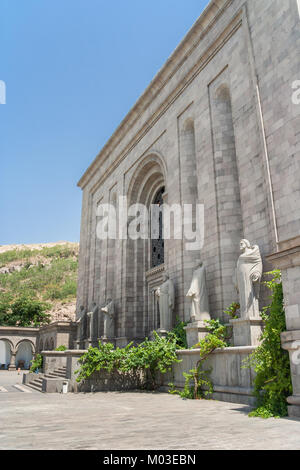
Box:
xmin=78 ymin=0 xmax=234 ymax=190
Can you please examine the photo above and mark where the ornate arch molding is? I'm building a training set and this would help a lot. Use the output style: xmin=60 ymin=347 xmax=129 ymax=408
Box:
xmin=127 ymin=152 xmax=167 ymax=206
xmin=15 ymin=339 xmax=36 ymax=354
xmin=0 ymin=338 xmax=14 ymax=354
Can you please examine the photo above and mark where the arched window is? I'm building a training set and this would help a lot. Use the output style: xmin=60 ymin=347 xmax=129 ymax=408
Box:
xmin=151 ymin=187 xmax=165 ymax=267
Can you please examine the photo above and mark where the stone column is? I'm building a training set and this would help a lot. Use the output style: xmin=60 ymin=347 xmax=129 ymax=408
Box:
xmin=266 ymin=237 xmax=300 ymax=418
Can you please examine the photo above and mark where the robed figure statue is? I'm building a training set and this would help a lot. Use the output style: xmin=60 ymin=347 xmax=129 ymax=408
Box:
xmin=155 ymin=274 xmax=175 ymax=332
xmin=186 ymin=262 xmax=211 ymax=322
xmin=101 ymin=300 xmax=115 ymax=339
xmin=237 ymin=239 xmax=263 ymax=319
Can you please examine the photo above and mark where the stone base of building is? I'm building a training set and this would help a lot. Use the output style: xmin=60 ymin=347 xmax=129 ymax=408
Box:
xmin=288 ymin=405 xmax=300 ymax=419
xmin=39 ymin=345 xmax=256 ymax=406
xmin=8 ymin=364 xmax=16 ymax=371
xmin=159 ymin=346 xmax=257 ymax=406
xmin=115 ymin=337 xmax=129 ymax=348
xmin=287 ymin=395 xmax=300 ymax=418
xmin=184 ymin=321 xmax=210 ymax=348
xmin=230 ymin=317 xmax=264 ymax=346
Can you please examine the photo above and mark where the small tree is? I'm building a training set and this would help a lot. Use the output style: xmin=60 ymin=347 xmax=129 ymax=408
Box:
xmin=2 ymin=295 xmax=51 ymax=327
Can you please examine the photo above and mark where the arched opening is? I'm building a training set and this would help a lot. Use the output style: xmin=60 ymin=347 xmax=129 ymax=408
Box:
xmin=0 ymin=339 xmax=12 ymax=370
xmin=16 ymin=341 xmax=33 ymax=370
xmin=124 ymin=154 xmax=167 ymax=339
xmin=151 ymin=186 xmax=165 ymax=268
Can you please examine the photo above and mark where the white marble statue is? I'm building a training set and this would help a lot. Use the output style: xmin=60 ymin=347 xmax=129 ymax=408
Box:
xmin=186 ymin=262 xmax=211 ymax=323
xmin=101 ymin=300 xmax=115 ymax=339
xmin=155 ymin=274 xmax=175 ymax=332
xmin=237 ymin=239 xmax=263 ymax=319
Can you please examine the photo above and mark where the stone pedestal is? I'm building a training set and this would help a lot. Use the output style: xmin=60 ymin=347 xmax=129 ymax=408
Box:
xmin=8 ymin=354 xmax=16 ymax=371
xmin=230 ymin=317 xmax=264 ymax=347
xmin=267 ymin=237 xmax=300 ymax=418
xmin=74 ymin=340 xmax=81 ymax=350
xmin=184 ymin=321 xmax=210 ymax=349
xmin=84 ymin=339 xmax=93 ymax=349
xmin=281 ymin=330 xmax=300 ymax=419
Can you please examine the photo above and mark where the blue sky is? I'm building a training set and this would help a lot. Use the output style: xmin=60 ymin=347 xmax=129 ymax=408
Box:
xmin=0 ymin=0 xmax=209 ymax=245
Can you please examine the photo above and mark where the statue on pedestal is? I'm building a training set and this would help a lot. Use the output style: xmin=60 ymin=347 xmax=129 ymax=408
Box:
xmin=237 ymin=239 xmax=263 ymax=319
xmin=186 ymin=262 xmax=211 ymax=322
xmin=87 ymin=302 xmax=98 ymax=340
xmin=76 ymin=305 xmax=86 ymax=342
xmin=155 ymin=274 xmax=175 ymax=332
xmin=101 ymin=300 xmax=115 ymax=339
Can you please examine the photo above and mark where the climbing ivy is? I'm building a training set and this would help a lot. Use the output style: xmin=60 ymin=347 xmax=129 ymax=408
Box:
xmin=243 ymin=270 xmax=292 ymax=418
xmin=169 ymin=319 xmax=229 ymax=399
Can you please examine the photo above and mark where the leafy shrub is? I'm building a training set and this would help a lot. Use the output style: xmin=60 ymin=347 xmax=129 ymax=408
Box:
xmin=55 ymin=345 xmax=67 ymax=351
xmin=30 ymin=353 xmax=43 ymax=373
xmin=75 ymin=332 xmax=180 ymax=390
xmin=168 ymin=317 xmax=188 ymax=349
xmin=243 ymin=270 xmax=292 ymax=418
xmin=169 ymin=319 xmax=228 ymax=399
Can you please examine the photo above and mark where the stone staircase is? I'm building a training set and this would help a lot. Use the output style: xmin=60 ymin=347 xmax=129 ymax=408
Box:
xmin=25 ymin=366 xmax=67 ymax=393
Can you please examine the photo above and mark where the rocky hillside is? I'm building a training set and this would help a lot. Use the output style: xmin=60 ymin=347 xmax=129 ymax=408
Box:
xmin=0 ymin=242 xmax=79 ymax=323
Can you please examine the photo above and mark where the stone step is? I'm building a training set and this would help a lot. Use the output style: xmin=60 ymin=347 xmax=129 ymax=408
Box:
xmin=45 ymin=372 xmax=66 ymax=378
xmin=32 ymin=378 xmax=43 ymax=384
xmin=26 ymin=382 xmax=43 ymax=393
xmin=44 ymin=374 xmax=65 ymax=379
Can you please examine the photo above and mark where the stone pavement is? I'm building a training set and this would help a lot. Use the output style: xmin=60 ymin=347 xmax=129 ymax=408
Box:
xmin=0 ymin=370 xmax=39 ymax=393
xmin=0 ymin=376 xmax=300 ymax=450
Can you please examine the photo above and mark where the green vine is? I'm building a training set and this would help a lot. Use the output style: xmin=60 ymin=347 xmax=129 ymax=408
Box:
xmin=168 ymin=316 xmax=188 ymax=349
xmin=75 ymin=331 xmax=180 ymax=390
xmin=243 ymin=270 xmax=292 ymax=418
xmin=169 ymin=319 xmax=229 ymax=399
xmin=30 ymin=353 xmax=43 ymax=373
xmin=224 ymin=302 xmax=240 ymax=320
xmin=55 ymin=345 xmax=67 ymax=351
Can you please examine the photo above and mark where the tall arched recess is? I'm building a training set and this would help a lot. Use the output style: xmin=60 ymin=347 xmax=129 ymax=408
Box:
xmin=209 ymin=81 xmax=243 ymax=319
xmin=124 ymin=153 xmax=167 ymax=341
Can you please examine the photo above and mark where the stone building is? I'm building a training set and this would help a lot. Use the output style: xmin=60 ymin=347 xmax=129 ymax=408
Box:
xmin=75 ymin=0 xmax=300 ymax=413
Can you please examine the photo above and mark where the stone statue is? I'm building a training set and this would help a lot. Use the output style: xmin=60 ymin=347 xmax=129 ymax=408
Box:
xmin=237 ymin=239 xmax=263 ymax=319
xmin=155 ymin=274 xmax=175 ymax=332
xmin=186 ymin=262 xmax=211 ymax=322
xmin=101 ymin=300 xmax=115 ymax=339
xmin=76 ymin=305 xmax=86 ymax=341
xmin=87 ymin=302 xmax=98 ymax=340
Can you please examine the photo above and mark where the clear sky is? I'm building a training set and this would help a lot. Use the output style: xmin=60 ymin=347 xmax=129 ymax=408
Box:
xmin=1 ymin=0 xmax=209 ymax=245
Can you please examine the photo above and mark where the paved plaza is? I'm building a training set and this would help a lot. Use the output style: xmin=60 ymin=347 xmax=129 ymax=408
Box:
xmin=0 ymin=372 xmax=299 ymax=450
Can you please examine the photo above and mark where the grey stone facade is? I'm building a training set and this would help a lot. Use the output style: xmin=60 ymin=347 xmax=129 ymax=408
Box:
xmin=77 ymin=0 xmax=300 ymax=343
